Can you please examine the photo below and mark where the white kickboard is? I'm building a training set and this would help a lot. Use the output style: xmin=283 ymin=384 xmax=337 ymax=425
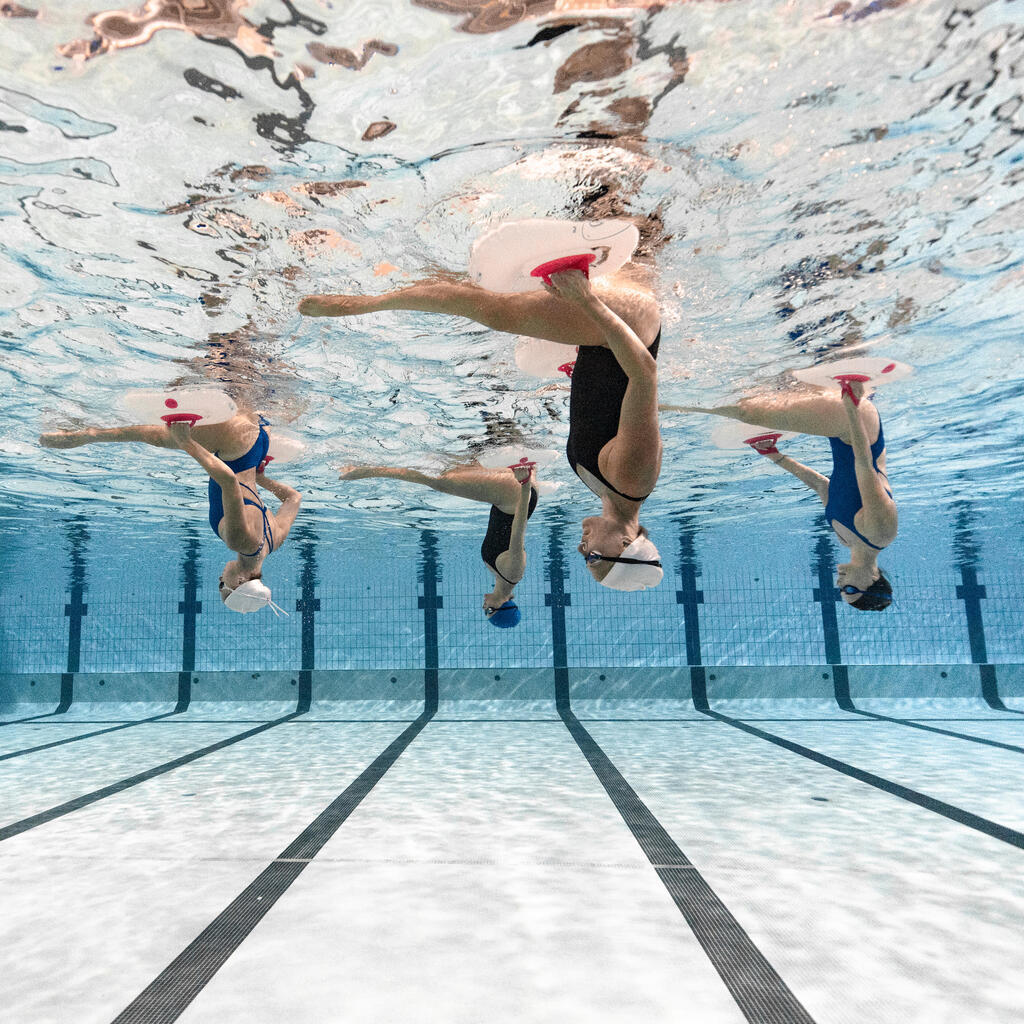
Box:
xmin=469 ymin=218 xmax=639 ymax=293
xmin=265 ymin=432 xmax=305 ymax=465
xmin=477 ymin=446 xmax=561 ymax=470
xmin=791 ymin=357 xmax=913 ymax=391
xmin=514 ymin=337 xmax=577 ymax=379
xmin=122 ymin=388 xmax=237 ymax=425
xmin=711 ymin=420 xmax=799 ymax=450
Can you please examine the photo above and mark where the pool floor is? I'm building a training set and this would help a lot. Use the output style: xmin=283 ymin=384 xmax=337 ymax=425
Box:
xmin=1 ymin=697 xmax=1022 ymax=1024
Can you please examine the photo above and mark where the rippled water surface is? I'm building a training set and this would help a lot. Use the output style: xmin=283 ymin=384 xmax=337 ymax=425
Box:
xmin=2 ymin=0 xmax=1022 ymax=531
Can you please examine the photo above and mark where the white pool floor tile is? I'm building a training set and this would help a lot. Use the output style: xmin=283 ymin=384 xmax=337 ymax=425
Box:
xmin=1 ymin=701 xmax=1022 ymax=1024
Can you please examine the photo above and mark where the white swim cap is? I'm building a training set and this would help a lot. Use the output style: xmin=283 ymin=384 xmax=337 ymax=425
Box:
xmin=223 ymin=579 xmax=288 ymax=616
xmin=599 ymin=536 xmax=664 ymax=592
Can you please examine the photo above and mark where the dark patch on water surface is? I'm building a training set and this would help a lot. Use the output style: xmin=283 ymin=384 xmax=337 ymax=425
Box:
xmin=184 ymin=68 xmax=242 ymax=101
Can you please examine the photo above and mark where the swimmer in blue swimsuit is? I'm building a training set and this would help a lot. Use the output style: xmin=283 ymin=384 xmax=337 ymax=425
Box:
xmin=674 ymin=378 xmax=897 ymax=611
xmin=339 ymin=460 xmax=538 ymax=626
xmin=41 ymin=411 xmax=302 ymax=612
xmin=301 ymin=260 xmax=665 ymax=591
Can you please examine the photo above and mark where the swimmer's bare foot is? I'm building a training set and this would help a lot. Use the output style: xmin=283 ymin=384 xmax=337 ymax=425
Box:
xmin=40 ymin=430 xmax=90 ymax=449
xmin=298 ymin=294 xmax=384 ymax=317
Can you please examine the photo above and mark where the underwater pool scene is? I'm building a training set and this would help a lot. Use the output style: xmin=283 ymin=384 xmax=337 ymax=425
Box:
xmin=2 ymin=0 xmax=1024 ymax=1022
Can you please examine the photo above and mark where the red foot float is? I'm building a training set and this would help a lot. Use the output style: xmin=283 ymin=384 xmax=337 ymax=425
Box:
xmin=711 ymin=420 xmax=799 ymax=451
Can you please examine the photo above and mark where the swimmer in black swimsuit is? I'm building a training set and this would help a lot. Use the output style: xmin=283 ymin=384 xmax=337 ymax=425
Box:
xmin=667 ymin=378 xmax=897 ymax=610
xmin=339 ymin=460 xmax=538 ymax=626
xmin=40 ymin=412 xmax=302 ymax=613
xmin=301 ymin=261 xmax=664 ymax=590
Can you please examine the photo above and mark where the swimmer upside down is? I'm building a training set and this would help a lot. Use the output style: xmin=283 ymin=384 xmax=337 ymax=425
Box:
xmin=40 ymin=413 xmax=301 ymax=613
xmin=340 ymin=461 xmax=537 ymax=627
xmin=665 ymin=379 xmax=897 ymax=611
xmin=301 ymin=265 xmax=665 ymax=591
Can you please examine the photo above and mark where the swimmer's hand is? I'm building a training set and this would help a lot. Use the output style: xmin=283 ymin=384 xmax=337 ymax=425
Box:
xmin=839 ymin=379 xmax=866 ymax=409
xmin=542 ymin=268 xmax=595 ymax=306
xmin=167 ymin=422 xmax=194 ymax=449
xmin=658 ymin=404 xmax=704 ymax=413
xmin=511 ymin=465 xmax=535 ymax=486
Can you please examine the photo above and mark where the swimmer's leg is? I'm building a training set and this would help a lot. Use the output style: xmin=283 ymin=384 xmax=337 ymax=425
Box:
xmin=340 ymin=464 xmax=518 ymax=508
xmin=40 ymin=425 xmax=175 ymax=449
xmin=301 ymin=282 xmax=611 ymax=347
xmin=668 ymin=394 xmax=849 ymax=438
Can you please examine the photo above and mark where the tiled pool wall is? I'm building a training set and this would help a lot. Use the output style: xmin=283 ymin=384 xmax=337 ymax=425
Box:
xmin=2 ymin=501 xmax=1022 ymax=707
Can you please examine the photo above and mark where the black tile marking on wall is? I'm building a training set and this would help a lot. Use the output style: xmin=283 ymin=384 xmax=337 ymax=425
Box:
xmin=811 ymin=532 xmax=853 ymax=710
xmin=0 ymin=713 xmax=300 ymax=843
xmin=176 ymin=530 xmax=201 ymax=713
xmin=295 ymin=526 xmax=319 ymax=714
xmin=952 ymin=507 xmax=1018 ymax=713
xmin=112 ymin=711 xmax=434 ymax=1024
xmin=419 ymin=530 xmax=440 ymax=715
xmin=0 ymin=711 xmax=180 ymax=763
xmin=545 ymin=517 xmax=570 ymax=712
xmin=560 ymin=707 xmax=817 ymax=1024
xmin=698 ymin=709 xmax=1024 ymax=851
xmin=676 ymin=516 xmax=708 ymax=710
xmin=59 ymin=516 xmax=90 ymax=713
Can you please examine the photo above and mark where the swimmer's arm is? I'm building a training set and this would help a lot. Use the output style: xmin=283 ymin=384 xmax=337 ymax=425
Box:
xmin=497 ymin=472 xmax=534 ymax=580
xmin=175 ymin=436 xmax=237 ymax=489
xmin=258 ymin=474 xmax=302 ymax=545
xmin=546 ymin=272 xmax=657 ymax=380
xmin=843 ymin=394 xmax=897 ymax=539
xmin=764 ymin=452 xmax=829 ymax=503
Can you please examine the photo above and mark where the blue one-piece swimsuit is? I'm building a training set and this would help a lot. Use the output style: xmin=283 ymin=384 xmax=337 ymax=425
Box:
xmin=824 ymin=412 xmax=891 ymax=551
xmin=207 ymin=419 xmax=274 ymax=557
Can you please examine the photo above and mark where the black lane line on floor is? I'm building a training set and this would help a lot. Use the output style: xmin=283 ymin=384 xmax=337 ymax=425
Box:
xmin=112 ymin=711 xmax=433 ymax=1024
xmin=0 ymin=708 xmax=66 ymax=727
xmin=843 ymin=707 xmax=1024 ymax=754
xmin=560 ymin=707 xmax=816 ymax=1024
xmin=550 ymin=521 xmax=815 ymax=1024
xmin=699 ymin=709 xmax=1024 ymax=851
xmin=0 ymin=711 xmax=181 ymax=763
xmin=0 ymin=714 xmax=301 ymax=843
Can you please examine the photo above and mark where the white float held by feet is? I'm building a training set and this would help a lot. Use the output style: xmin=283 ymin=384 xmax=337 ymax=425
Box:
xmin=477 ymin=446 xmax=560 ymax=471
xmin=514 ymin=336 xmax=577 ymax=379
xmin=122 ymin=388 xmax=237 ymax=426
xmin=791 ymin=357 xmax=913 ymax=392
xmin=469 ymin=218 xmax=639 ymax=293
xmin=262 ymin=431 xmax=306 ymax=473
xmin=711 ymin=420 xmax=799 ymax=450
